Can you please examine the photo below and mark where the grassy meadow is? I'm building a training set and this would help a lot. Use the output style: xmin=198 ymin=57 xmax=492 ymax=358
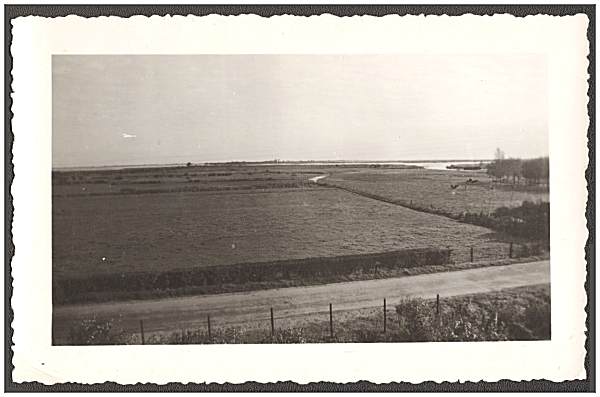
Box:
xmin=324 ymin=168 xmax=549 ymax=217
xmin=53 ymin=187 xmax=510 ymax=279
xmin=53 ymin=163 xmax=548 ymax=304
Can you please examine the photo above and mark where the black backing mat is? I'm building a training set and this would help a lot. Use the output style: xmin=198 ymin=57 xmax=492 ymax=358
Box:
xmin=4 ymin=4 xmax=595 ymax=392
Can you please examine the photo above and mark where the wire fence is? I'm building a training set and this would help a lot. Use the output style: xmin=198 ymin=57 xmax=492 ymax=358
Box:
xmin=120 ymin=291 xmax=531 ymax=345
xmin=449 ymin=241 xmax=547 ymax=264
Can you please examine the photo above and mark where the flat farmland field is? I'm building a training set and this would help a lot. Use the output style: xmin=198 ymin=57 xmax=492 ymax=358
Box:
xmin=324 ymin=168 xmax=549 ymax=217
xmin=53 ymin=181 xmax=505 ymax=280
xmin=52 ymin=165 xmax=323 ymax=197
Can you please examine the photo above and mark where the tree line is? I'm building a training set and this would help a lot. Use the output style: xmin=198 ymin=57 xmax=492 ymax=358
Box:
xmin=486 ymin=156 xmax=549 ymax=184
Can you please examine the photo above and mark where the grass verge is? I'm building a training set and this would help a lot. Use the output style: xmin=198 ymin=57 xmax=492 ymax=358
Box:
xmin=65 ymin=284 xmax=550 ymax=344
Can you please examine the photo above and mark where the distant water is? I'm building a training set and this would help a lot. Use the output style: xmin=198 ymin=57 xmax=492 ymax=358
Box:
xmin=258 ymin=160 xmax=489 ymax=171
xmin=402 ymin=161 xmax=488 ymax=171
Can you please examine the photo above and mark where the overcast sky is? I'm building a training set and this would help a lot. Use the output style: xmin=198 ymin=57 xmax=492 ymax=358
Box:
xmin=52 ymin=55 xmax=548 ymax=168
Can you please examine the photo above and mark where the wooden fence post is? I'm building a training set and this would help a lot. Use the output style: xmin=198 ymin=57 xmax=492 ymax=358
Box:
xmin=270 ymin=307 xmax=275 ymax=337
xmin=383 ymin=298 xmax=387 ymax=334
xmin=207 ymin=314 xmax=212 ymax=338
xmin=509 ymin=242 xmax=513 ymax=258
xmin=470 ymin=246 xmax=474 ymax=262
xmin=329 ymin=303 xmax=333 ymax=338
xmin=139 ymin=319 xmax=145 ymax=345
xmin=436 ymin=294 xmax=441 ymax=327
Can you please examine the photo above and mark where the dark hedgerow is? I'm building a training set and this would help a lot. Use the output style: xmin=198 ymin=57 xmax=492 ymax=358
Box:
xmin=54 ymin=248 xmax=452 ymax=305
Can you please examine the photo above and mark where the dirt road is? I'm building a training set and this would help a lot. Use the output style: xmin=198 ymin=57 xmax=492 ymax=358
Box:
xmin=53 ymin=260 xmax=549 ymax=342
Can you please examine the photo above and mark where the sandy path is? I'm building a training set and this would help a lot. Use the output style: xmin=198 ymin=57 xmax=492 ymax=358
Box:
xmin=53 ymin=260 xmax=549 ymax=341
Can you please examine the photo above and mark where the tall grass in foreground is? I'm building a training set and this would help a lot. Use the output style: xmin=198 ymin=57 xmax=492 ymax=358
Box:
xmin=65 ymin=285 xmax=550 ymax=345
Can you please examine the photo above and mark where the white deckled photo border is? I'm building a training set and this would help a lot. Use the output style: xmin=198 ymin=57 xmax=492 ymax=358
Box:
xmin=10 ymin=13 xmax=589 ymax=384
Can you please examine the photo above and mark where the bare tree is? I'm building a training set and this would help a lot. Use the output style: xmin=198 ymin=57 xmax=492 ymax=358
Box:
xmin=494 ymin=148 xmax=505 ymax=160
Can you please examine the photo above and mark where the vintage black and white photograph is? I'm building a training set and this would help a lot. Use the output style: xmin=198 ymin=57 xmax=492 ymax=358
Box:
xmin=9 ymin=10 xmax=589 ymax=385
xmin=51 ymin=54 xmax=551 ymax=345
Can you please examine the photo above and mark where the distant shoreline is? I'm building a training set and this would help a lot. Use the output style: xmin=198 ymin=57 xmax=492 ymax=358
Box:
xmin=53 ymin=159 xmax=492 ymax=172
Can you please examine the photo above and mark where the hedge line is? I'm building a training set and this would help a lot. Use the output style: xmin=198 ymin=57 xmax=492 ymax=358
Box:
xmin=54 ymin=248 xmax=451 ymax=305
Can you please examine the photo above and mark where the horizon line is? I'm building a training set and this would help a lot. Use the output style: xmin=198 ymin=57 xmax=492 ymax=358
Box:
xmin=51 ymin=157 xmax=515 ymax=171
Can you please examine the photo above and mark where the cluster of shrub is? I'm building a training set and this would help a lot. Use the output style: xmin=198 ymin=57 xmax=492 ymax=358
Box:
xmin=486 ymin=156 xmax=549 ymax=185
xmin=53 ymin=248 xmax=452 ymax=305
xmin=460 ymin=201 xmax=550 ymax=241
xmin=393 ymin=295 xmax=550 ymax=342
xmin=67 ymin=318 xmax=129 ymax=345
